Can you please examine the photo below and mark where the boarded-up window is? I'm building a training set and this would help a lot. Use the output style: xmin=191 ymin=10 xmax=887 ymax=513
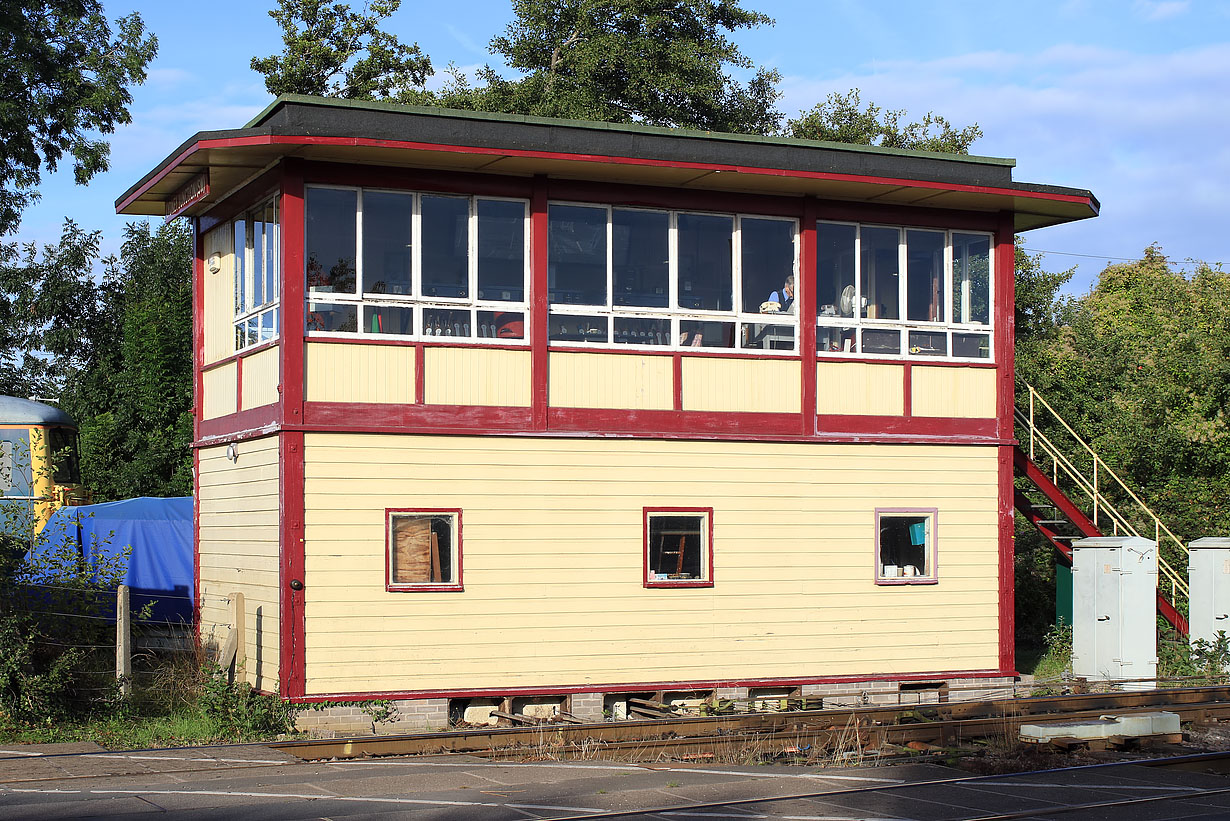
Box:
xmin=875 ymin=509 xmax=938 ymax=585
xmin=387 ymin=511 xmax=461 ymax=590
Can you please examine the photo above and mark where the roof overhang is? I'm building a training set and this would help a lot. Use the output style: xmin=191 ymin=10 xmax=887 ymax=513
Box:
xmin=117 ymin=96 xmax=1099 ymax=232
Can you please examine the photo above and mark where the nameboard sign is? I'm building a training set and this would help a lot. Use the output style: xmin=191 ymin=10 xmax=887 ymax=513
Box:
xmin=165 ymin=172 xmax=209 ymax=220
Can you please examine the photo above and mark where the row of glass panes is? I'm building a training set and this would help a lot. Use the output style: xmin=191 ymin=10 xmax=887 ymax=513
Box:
xmin=234 ymin=199 xmax=280 ymax=352
xmin=547 ymin=311 xmax=796 ymax=351
xmin=817 ymin=325 xmax=991 ymax=359
xmin=816 ymin=222 xmax=993 ymax=329
xmin=235 ymin=309 xmax=279 ymax=350
xmin=306 ymin=301 xmax=526 ymax=340
xmin=305 ymin=186 xmax=529 ymax=304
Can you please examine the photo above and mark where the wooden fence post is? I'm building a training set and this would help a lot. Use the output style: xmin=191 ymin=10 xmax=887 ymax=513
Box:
xmin=218 ymin=591 xmax=246 ymax=685
xmin=116 ymin=584 xmax=132 ymax=696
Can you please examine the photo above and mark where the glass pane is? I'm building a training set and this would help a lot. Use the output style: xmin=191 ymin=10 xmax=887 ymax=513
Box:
xmin=390 ymin=514 xmax=454 ymax=585
xmin=477 ymin=199 xmax=525 ymax=302
xmin=614 ymin=316 xmax=670 ymax=346
xmin=879 ymin=514 xmax=930 ymax=578
xmin=953 ymin=332 xmax=991 ymax=359
xmin=251 ymin=219 xmax=265 ymax=306
xmin=817 ymin=222 xmax=857 ymax=318
xmin=367 ymin=305 xmax=414 ymax=335
xmin=305 ymin=301 xmax=358 ymax=333
xmin=549 ymin=313 xmax=608 ymax=343
xmin=423 ymin=307 xmax=471 ymax=337
xmin=678 ymin=320 xmax=735 ymax=348
xmin=862 ymin=328 xmax=900 ymax=355
xmin=363 ymin=191 xmax=413 ymax=297
xmin=233 ymin=219 xmax=246 ymax=314
xmin=908 ymin=329 xmax=947 ymax=356
xmin=817 ymin=325 xmax=857 ymax=354
xmin=741 ymin=218 xmax=795 ymax=314
xmin=259 ymin=310 xmax=276 ymax=342
xmin=648 ymin=514 xmax=705 ymax=580
xmin=612 ymin=209 xmax=668 ymax=307
xmin=953 ymin=233 xmax=991 ymax=325
xmin=49 ymin=428 xmax=80 ymax=485
xmin=860 ymin=226 xmax=899 ymax=320
xmin=306 ymin=188 xmax=357 ymax=294
xmin=548 ymin=204 xmax=607 ymax=306
xmin=677 ymin=213 xmax=733 ymax=311
xmin=245 ymin=316 xmax=259 ymax=348
xmin=478 ymin=310 xmax=524 ymax=340
xmin=262 ymin=201 xmax=278 ymax=307
xmin=906 ymin=230 xmax=945 ymax=322
xmin=421 ymin=195 xmax=470 ymax=298
xmin=742 ymin=323 xmax=795 ymax=351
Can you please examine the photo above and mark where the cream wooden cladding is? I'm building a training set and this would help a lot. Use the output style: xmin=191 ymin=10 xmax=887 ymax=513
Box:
xmin=912 ymin=366 xmax=997 ymax=418
xmin=241 ymin=347 xmax=280 ymax=410
xmin=198 ymin=436 xmax=281 ymax=692
xmin=816 ymin=362 xmax=905 ymax=416
xmin=201 ymin=362 xmax=237 ymax=420
xmin=301 ymin=434 xmax=999 ymax=695
xmin=681 ymin=357 xmax=800 ymax=413
xmin=202 ymin=224 xmax=233 ymax=367
xmin=549 ymin=352 xmax=671 ymax=410
xmin=425 ymin=347 xmax=530 ymax=407
xmin=304 ymin=342 xmax=416 ymax=404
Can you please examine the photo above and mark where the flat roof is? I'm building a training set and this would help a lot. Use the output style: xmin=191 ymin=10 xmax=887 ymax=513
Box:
xmin=117 ymin=94 xmax=1098 ymax=232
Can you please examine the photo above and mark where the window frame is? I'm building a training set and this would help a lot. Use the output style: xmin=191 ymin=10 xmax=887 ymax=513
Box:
xmin=304 ymin=184 xmax=531 ymax=345
xmin=643 ymin=506 xmax=715 ymax=589
xmin=816 ymin=220 xmax=994 ymax=363
xmin=547 ymin=202 xmax=800 ymax=354
xmin=874 ymin=507 xmax=939 ymax=586
xmin=385 ymin=508 xmax=464 ymax=592
xmin=233 ymin=197 xmax=281 ymax=352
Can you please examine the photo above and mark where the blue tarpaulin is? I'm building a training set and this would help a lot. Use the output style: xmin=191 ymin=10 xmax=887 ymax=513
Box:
xmin=40 ymin=497 xmax=193 ymax=623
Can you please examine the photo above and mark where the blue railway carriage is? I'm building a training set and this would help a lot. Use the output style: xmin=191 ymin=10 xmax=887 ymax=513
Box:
xmin=0 ymin=396 xmax=86 ymax=535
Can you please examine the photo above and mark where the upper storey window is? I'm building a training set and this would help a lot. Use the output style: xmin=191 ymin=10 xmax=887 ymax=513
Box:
xmin=304 ymin=186 xmax=529 ymax=341
xmin=548 ymin=204 xmax=798 ymax=352
xmin=234 ymin=198 xmax=280 ymax=351
xmin=816 ymin=222 xmax=993 ymax=361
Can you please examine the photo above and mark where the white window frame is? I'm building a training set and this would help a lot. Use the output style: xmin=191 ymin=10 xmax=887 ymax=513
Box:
xmin=233 ymin=197 xmax=280 ymax=352
xmin=386 ymin=508 xmax=463 ymax=592
xmin=874 ymin=508 xmax=939 ymax=585
xmin=304 ymin=185 xmax=531 ymax=344
xmin=547 ymin=202 xmax=799 ymax=354
xmin=816 ymin=221 xmax=994 ymax=362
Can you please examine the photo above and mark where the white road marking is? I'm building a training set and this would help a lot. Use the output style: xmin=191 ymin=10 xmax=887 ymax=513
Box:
xmin=0 ymin=750 xmax=44 ymax=757
xmin=81 ymin=754 xmax=288 ymax=764
xmin=326 ymin=759 xmax=901 ymax=782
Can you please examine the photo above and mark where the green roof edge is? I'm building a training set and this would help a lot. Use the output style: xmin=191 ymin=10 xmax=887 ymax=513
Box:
xmin=244 ymin=94 xmax=1017 ymax=169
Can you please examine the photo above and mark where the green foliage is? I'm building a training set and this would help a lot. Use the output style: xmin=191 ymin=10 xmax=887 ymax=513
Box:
xmin=786 ymin=89 xmax=983 ymax=153
xmin=0 ymin=1 xmax=157 ymax=236
xmin=251 ymin=0 xmax=431 ymax=100
xmin=1030 ymin=622 xmax=1072 ymax=684
xmin=438 ymin=0 xmax=781 ymax=134
xmin=197 ymin=664 xmax=298 ymax=739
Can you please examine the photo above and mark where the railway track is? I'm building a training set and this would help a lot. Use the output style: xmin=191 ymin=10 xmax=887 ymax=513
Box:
xmin=271 ymin=684 xmax=1230 ymax=762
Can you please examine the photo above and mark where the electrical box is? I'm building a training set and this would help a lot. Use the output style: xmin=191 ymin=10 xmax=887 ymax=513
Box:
xmin=1070 ymin=536 xmax=1158 ymax=690
xmin=1188 ymin=537 xmax=1230 ymax=648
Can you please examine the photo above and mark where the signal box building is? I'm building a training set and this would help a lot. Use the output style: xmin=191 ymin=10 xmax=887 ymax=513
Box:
xmin=118 ymin=96 xmax=1097 ymax=728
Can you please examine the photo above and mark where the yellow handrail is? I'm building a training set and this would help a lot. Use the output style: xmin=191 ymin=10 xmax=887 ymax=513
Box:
xmin=1016 ymin=382 xmax=1189 ymax=599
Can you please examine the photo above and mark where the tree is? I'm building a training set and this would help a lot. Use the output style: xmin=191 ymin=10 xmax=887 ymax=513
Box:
xmin=787 ymin=89 xmax=982 ymax=154
xmin=251 ymin=0 xmax=432 ymax=100
xmin=0 ymin=1 xmax=157 ymax=236
xmin=436 ymin=0 xmax=780 ymax=133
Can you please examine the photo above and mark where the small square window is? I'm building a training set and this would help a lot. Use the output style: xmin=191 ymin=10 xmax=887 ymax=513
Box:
xmin=875 ymin=509 xmax=937 ymax=585
xmin=387 ymin=510 xmax=463 ymax=591
xmin=644 ymin=508 xmax=713 ymax=588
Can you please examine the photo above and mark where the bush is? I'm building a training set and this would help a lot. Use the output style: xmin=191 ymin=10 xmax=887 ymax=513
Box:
xmin=197 ymin=664 xmax=297 ymax=739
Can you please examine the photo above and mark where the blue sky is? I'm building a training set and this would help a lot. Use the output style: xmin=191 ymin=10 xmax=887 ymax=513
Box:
xmin=17 ymin=0 xmax=1230 ymax=294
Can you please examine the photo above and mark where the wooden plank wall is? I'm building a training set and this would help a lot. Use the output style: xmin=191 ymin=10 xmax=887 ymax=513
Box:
xmin=912 ymin=366 xmax=997 ymax=418
xmin=549 ymin=352 xmax=672 ymax=410
xmin=241 ymin=347 xmax=281 ymax=410
xmin=816 ymin=362 xmax=905 ymax=416
xmin=199 ymin=437 xmax=281 ymax=692
xmin=301 ymin=434 xmax=999 ymax=696
xmin=201 ymin=363 xmax=237 ymax=420
xmin=425 ymin=348 xmax=531 ymax=407
xmin=202 ymin=224 xmax=233 ymax=367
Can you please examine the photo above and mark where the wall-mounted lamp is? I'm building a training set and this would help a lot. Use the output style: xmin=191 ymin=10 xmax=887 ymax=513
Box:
xmin=207 ymin=252 xmax=222 ymax=275
xmin=225 ymin=442 xmax=238 ymax=463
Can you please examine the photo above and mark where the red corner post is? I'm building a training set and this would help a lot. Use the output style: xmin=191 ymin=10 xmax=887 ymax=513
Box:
xmin=995 ymin=210 xmax=1017 ymax=675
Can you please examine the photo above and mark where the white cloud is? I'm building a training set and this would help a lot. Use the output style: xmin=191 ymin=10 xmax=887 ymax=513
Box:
xmin=1134 ymin=0 xmax=1191 ymax=21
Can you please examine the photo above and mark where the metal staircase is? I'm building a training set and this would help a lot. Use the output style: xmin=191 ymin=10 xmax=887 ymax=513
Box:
xmin=1013 ymin=383 xmax=1189 ymax=634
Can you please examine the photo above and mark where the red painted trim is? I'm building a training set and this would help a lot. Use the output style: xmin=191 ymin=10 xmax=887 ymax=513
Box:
xmin=197 ymin=405 xmax=280 ymax=441
xmin=903 ymin=363 xmax=913 ymax=417
xmin=193 ymin=220 xmax=205 ymax=440
xmin=414 ymin=345 xmax=425 ymax=404
xmin=530 ymin=175 xmax=549 ymax=430
xmin=643 ymin=507 xmax=715 ymax=589
xmin=201 ymin=339 xmax=279 ymax=373
xmin=289 ymin=669 xmax=1010 ymax=703
xmin=120 ymin=133 xmax=1095 ymax=216
xmin=281 ymin=161 xmax=306 ymax=427
xmin=995 ymin=212 xmax=1015 ymax=441
xmin=384 ymin=508 xmax=464 ymax=592
xmin=306 ymin=401 xmax=534 ymax=431
xmin=999 ymin=446 xmax=1016 ymax=673
xmin=235 ymin=355 xmax=244 ymax=413
xmin=816 ymin=353 xmax=996 ymax=369
xmin=800 ymin=199 xmax=818 ymax=434
xmin=549 ymin=408 xmax=801 ymax=437
xmin=874 ymin=507 xmax=939 ymax=585
xmin=192 ymin=447 xmax=201 ymax=649
xmin=280 ymin=430 xmax=307 ymax=698
xmin=817 ymin=414 xmax=996 ymax=439
xmin=551 ymin=344 xmax=796 ymax=361
xmin=672 ymin=354 xmax=683 ymax=411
